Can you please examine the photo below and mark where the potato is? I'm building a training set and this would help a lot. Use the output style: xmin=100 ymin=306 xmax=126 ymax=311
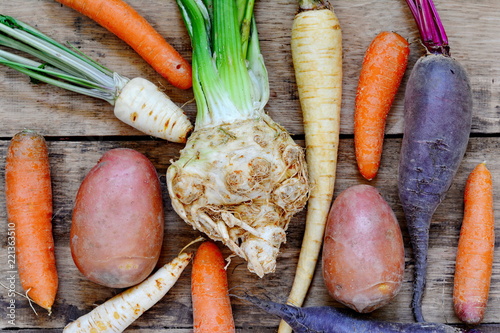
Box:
xmin=322 ymin=184 xmax=405 ymax=313
xmin=71 ymin=148 xmax=164 ymax=288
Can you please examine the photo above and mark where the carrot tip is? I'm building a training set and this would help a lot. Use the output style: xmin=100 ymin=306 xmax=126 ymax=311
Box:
xmin=360 ymin=169 xmax=377 ymax=181
xmin=454 ymin=301 xmax=486 ymax=325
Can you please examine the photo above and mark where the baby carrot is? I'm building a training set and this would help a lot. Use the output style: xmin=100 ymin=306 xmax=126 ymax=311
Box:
xmin=55 ymin=0 xmax=192 ymax=90
xmin=192 ymin=241 xmax=235 ymax=333
xmin=453 ymin=162 xmax=495 ymax=325
xmin=5 ymin=130 xmax=58 ymax=312
xmin=354 ymin=31 xmax=409 ymax=181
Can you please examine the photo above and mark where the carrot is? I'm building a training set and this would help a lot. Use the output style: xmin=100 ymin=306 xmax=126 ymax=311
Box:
xmin=5 ymin=130 xmax=57 ymax=312
xmin=192 ymin=241 xmax=235 ymax=333
xmin=453 ymin=162 xmax=495 ymax=325
xmin=63 ymin=251 xmax=193 ymax=332
xmin=354 ymin=31 xmax=409 ymax=181
xmin=55 ymin=0 xmax=192 ymax=90
xmin=279 ymin=0 xmax=342 ymax=331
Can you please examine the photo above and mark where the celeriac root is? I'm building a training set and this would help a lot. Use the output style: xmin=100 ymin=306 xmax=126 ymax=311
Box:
xmin=167 ymin=114 xmax=309 ymax=277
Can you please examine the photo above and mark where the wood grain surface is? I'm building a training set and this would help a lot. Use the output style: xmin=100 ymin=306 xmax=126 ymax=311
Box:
xmin=1 ymin=0 xmax=500 ymax=331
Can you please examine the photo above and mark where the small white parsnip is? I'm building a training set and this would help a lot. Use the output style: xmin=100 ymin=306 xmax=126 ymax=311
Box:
xmin=63 ymin=252 xmax=192 ymax=333
xmin=114 ymin=77 xmax=193 ymax=142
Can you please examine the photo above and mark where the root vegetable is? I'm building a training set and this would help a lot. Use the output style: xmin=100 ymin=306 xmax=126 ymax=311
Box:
xmin=54 ymin=0 xmax=192 ymax=90
xmin=279 ymin=1 xmax=342 ymax=331
xmin=71 ymin=148 xmax=164 ymax=288
xmin=398 ymin=0 xmax=473 ymax=322
xmin=322 ymin=185 xmax=405 ymax=313
xmin=241 ymin=294 xmax=475 ymax=333
xmin=168 ymin=0 xmax=309 ymax=277
xmin=5 ymin=130 xmax=57 ymax=312
xmin=63 ymin=251 xmax=192 ymax=332
xmin=453 ymin=162 xmax=495 ymax=324
xmin=192 ymin=241 xmax=235 ymax=332
xmin=0 ymin=15 xmax=192 ymax=142
xmin=354 ymin=31 xmax=409 ymax=181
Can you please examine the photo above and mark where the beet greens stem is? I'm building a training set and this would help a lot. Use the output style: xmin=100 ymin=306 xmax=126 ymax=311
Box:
xmin=405 ymin=0 xmax=450 ymax=56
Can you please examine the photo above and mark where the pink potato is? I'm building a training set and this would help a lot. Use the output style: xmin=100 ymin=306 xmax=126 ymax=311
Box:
xmin=71 ymin=148 xmax=164 ymax=288
xmin=322 ymin=184 xmax=405 ymax=313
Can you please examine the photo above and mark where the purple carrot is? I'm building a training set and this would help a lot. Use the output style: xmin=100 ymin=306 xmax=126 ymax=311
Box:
xmin=399 ymin=0 xmax=472 ymax=322
xmin=240 ymin=294 xmax=479 ymax=333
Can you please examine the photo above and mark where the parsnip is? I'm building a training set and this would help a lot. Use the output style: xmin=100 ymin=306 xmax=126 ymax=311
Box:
xmin=114 ymin=77 xmax=193 ymax=142
xmin=63 ymin=252 xmax=192 ymax=333
xmin=279 ymin=0 xmax=342 ymax=332
xmin=0 ymin=15 xmax=193 ymax=143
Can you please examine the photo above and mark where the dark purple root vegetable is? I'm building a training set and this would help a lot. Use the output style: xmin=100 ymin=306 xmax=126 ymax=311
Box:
xmin=400 ymin=0 xmax=473 ymax=322
xmin=239 ymin=294 xmax=479 ymax=333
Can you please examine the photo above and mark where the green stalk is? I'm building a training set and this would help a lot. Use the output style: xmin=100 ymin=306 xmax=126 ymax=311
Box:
xmin=0 ymin=15 xmax=123 ymax=105
xmin=0 ymin=54 xmax=115 ymax=101
xmin=176 ymin=0 xmax=268 ymax=129
xmin=215 ymin=0 xmax=254 ymax=115
xmin=168 ymin=0 xmax=309 ymax=278
xmin=237 ymin=0 xmax=255 ymax=59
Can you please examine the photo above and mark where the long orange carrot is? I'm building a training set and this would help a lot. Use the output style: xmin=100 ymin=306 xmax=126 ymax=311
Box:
xmin=453 ymin=162 xmax=495 ymax=325
xmin=354 ymin=31 xmax=409 ymax=181
xmin=55 ymin=0 xmax=192 ymax=90
xmin=191 ymin=241 xmax=235 ymax=333
xmin=5 ymin=130 xmax=58 ymax=312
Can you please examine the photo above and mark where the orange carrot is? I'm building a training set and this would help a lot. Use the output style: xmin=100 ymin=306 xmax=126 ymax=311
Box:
xmin=191 ymin=241 xmax=235 ymax=333
xmin=453 ymin=162 xmax=495 ymax=325
xmin=55 ymin=0 xmax=192 ymax=90
xmin=5 ymin=130 xmax=58 ymax=312
xmin=354 ymin=31 xmax=409 ymax=181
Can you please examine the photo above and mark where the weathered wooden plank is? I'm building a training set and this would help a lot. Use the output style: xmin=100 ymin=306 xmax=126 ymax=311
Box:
xmin=0 ymin=136 xmax=499 ymax=331
xmin=1 ymin=0 xmax=500 ymax=137
xmin=1 ymin=0 xmax=500 ymax=331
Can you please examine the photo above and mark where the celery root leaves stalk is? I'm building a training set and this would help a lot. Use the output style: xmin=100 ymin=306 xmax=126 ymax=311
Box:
xmin=0 ymin=15 xmax=192 ymax=143
xmin=168 ymin=0 xmax=309 ymax=277
xmin=399 ymin=0 xmax=472 ymax=322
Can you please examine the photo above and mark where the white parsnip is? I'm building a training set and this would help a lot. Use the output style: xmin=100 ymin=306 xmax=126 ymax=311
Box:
xmin=279 ymin=1 xmax=342 ymax=332
xmin=0 ymin=15 xmax=193 ymax=143
xmin=114 ymin=77 xmax=193 ymax=143
xmin=63 ymin=252 xmax=192 ymax=333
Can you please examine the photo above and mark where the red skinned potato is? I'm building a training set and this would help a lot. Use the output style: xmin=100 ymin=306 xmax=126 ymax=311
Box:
xmin=322 ymin=184 xmax=404 ymax=313
xmin=71 ymin=148 xmax=164 ymax=288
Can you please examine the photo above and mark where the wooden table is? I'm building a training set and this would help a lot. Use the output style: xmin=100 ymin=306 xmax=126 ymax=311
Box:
xmin=1 ymin=0 xmax=500 ymax=331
